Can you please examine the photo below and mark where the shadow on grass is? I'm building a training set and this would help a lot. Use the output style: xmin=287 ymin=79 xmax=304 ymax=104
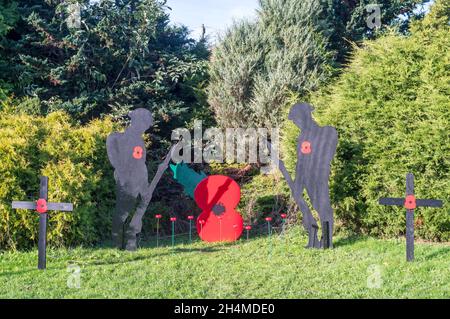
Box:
xmin=422 ymin=246 xmax=450 ymax=261
xmin=332 ymin=235 xmax=371 ymax=248
xmin=0 ymin=241 xmax=234 ymax=277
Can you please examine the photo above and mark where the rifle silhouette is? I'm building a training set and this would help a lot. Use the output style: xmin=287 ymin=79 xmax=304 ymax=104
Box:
xmin=266 ymin=141 xmax=318 ymax=230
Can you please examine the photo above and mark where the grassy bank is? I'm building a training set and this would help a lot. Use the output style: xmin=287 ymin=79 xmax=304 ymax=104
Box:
xmin=1 ymin=227 xmax=449 ymax=298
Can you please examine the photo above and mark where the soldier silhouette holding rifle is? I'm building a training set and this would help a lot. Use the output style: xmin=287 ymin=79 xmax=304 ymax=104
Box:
xmin=269 ymin=103 xmax=338 ymax=248
xmin=107 ymin=108 xmax=177 ymax=251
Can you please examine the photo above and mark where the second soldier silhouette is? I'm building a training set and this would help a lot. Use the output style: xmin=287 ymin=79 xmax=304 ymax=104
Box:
xmin=107 ymin=109 xmax=174 ymax=251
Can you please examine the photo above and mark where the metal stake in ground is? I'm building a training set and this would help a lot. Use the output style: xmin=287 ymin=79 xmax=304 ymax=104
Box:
xmin=265 ymin=216 xmax=273 ymax=256
xmin=155 ymin=214 xmax=162 ymax=247
xmin=280 ymin=213 xmax=287 ymax=236
xmin=379 ymin=173 xmax=443 ymax=262
xmin=170 ymin=217 xmax=177 ymax=248
xmin=245 ymin=225 xmax=251 ymax=240
xmin=12 ymin=176 xmax=73 ymax=270
xmin=188 ymin=215 xmax=194 ymax=244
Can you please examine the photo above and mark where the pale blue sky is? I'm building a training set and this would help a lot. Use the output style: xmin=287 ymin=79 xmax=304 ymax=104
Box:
xmin=89 ymin=0 xmax=433 ymax=41
xmin=166 ymin=0 xmax=259 ymax=40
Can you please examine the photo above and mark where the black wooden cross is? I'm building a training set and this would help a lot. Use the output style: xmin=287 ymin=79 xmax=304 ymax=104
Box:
xmin=379 ymin=173 xmax=443 ymax=262
xmin=12 ymin=176 xmax=73 ymax=270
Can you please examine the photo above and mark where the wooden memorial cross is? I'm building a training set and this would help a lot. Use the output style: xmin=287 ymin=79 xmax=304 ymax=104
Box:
xmin=12 ymin=176 xmax=73 ymax=270
xmin=379 ymin=173 xmax=443 ymax=262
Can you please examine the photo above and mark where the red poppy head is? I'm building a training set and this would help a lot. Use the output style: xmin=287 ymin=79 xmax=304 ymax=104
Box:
xmin=187 ymin=215 xmax=194 ymax=220
xmin=170 ymin=217 xmax=177 ymax=222
xmin=404 ymin=195 xmax=416 ymax=210
xmin=245 ymin=225 xmax=252 ymax=231
xmin=155 ymin=214 xmax=162 ymax=219
xmin=133 ymin=146 xmax=143 ymax=159
xmin=280 ymin=213 xmax=287 ymax=219
xmin=199 ymin=219 xmax=206 ymax=225
xmin=301 ymin=141 xmax=312 ymax=155
xmin=36 ymin=198 xmax=47 ymax=214
xmin=265 ymin=217 xmax=272 ymax=222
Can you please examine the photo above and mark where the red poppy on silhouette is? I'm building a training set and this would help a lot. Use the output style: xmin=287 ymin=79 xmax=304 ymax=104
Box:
xmin=132 ymin=146 xmax=143 ymax=159
xmin=301 ymin=141 xmax=312 ymax=155
xmin=170 ymin=217 xmax=177 ymax=222
xmin=199 ymin=219 xmax=206 ymax=225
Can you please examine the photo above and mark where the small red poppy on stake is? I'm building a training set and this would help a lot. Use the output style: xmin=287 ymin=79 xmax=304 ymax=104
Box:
xmin=155 ymin=214 xmax=162 ymax=247
xmin=244 ymin=225 xmax=252 ymax=240
xmin=170 ymin=217 xmax=177 ymax=248
xmin=265 ymin=217 xmax=273 ymax=222
xmin=199 ymin=219 xmax=206 ymax=237
xmin=187 ymin=215 xmax=194 ymax=243
xmin=280 ymin=213 xmax=287 ymax=235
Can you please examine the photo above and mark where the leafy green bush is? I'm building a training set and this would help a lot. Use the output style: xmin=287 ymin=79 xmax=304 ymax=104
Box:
xmin=0 ymin=103 xmax=116 ymax=250
xmin=282 ymin=1 xmax=450 ymax=241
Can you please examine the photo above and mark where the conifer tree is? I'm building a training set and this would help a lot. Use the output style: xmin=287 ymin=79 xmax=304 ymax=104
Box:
xmin=208 ymin=0 xmax=430 ymax=128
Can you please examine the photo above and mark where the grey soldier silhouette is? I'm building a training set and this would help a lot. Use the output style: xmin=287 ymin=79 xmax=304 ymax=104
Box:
xmin=107 ymin=108 xmax=176 ymax=251
xmin=270 ymin=103 xmax=338 ymax=248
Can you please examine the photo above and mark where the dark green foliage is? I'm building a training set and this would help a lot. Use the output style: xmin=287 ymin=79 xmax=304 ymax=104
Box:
xmin=0 ymin=0 xmax=17 ymax=37
xmin=0 ymin=0 xmax=18 ymax=98
xmin=283 ymin=1 xmax=449 ymax=241
xmin=0 ymin=0 xmax=209 ymax=134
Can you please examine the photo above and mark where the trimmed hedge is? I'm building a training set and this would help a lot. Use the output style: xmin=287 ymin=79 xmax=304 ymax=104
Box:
xmin=281 ymin=2 xmax=449 ymax=241
xmin=0 ymin=105 xmax=116 ymax=250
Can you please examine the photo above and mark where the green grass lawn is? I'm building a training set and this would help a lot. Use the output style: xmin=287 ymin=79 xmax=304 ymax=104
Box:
xmin=1 ymin=227 xmax=449 ymax=299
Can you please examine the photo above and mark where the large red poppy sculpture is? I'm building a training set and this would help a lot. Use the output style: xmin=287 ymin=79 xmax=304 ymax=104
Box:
xmin=194 ymin=175 xmax=243 ymax=242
